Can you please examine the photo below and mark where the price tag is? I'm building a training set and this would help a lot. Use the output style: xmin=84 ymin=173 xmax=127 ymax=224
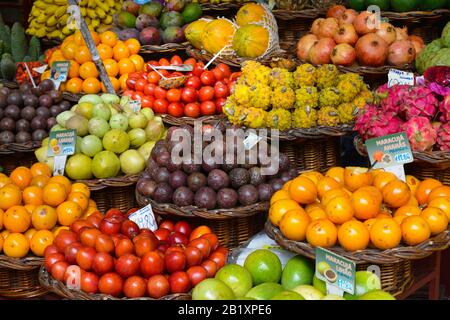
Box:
xmin=47 ymin=129 xmax=77 ymax=157
xmin=315 ymin=247 xmax=356 ymax=295
xmin=32 ymin=64 xmax=48 ymax=74
xmin=388 ymin=69 xmax=415 ymax=88
xmin=134 ymin=0 xmax=151 ymax=4
xmin=129 ymin=204 xmax=158 ymax=231
xmin=129 ymin=100 xmax=141 ymax=113
xmin=385 ymin=165 xmax=406 ymax=182
xmin=50 ymin=61 xmax=70 ymax=90
xmin=365 ymin=132 xmax=413 ymax=170
xmin=243 ymin=131 xmax=262 ymax=150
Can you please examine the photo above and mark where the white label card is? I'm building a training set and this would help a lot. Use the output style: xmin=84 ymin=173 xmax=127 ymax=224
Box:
xmin=385 ymin=165 xmax=406 ymax=182
xmin=243 ymin=131 xmax=262 ymax=150
xmin=326 ymin=283 xmax=344 ymax=296
xmin=129 ymin=204 xmax=158 ymax=231
xmin=129 ymin=100 xmax=141 ymax=113
xmin=53 ymin=155 xmax=67 ymax=176
xmin=388 ymin=69 xmax=415 ymax=88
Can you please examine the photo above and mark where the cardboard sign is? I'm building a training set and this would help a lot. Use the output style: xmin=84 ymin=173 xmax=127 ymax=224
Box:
xmin=365 ymin=132 xmax=413 ymax=170
xmin=47 ymin=129 xmax=77 ymax=157
xmin=315 ymin=247 xmax=356 ymax=295
xmin=129 ymin=204 xmax=158 ymax=231
xmin=50 ymin=61 xmax=70 ymax=90
xmin=388 ymin=69 xmax=415 ymax=88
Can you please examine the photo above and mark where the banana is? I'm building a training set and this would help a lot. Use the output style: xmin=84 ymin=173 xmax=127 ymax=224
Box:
xmin=114 ymin=2 xmax=122 ymax=11
xmin=87 ymin=8 xmax=97 ymax=19
xmin=35 ymin=28 xmax=47 ymax=37
xmin=62 ymin=25 xmax=72 ymax=35
xmin=103 ymin=15 xmax=112 ymax=24
xmin=78 ymin=0 xmax=88 ymax=5
xmin=87 ymin=0 xmax=96 ymax=8
xmin=84 ymin=17 xmax=91 ymax=25
xmin=94 ymin=7 xmax=106 ymax=19
xmin=94 ymin=0 xmax=109 ymax=12
xmin=45 ymin=5 xmax=59 ymax=15
xmin=90 ymin=18 xmax=100 ymax=29
xmin=106 ymin=0 xmax=115 ymax=8
xmin=49 ymin=30 xmax=62 ymax=38
xmin=46 ymin=15 xmax=58 ymax=27
xmin=42 ymin=0 xmax=53 ymax=4
xmin=47 ymin=25 xmax=56 ymax=31
xmin=59 ymin=13 xmax=69 ymax=25
xmin=26 ymin=28 xmax=35 ymax=35
xmin=33 ymin=1 xmax=47 ymax=9
xmin=54 ymin=0 xmax=67 ymax=5
xmin=36 ymin=14 xmax=48 ymax=24
xmin=80 ymin=7 xmax=87 ymax=16
xmin=31 ymin=8 xmax=42 ymax=17
xmin=54 ymin=5 xmax=67 ymax=18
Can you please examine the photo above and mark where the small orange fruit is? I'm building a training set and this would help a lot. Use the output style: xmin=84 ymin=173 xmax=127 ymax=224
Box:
xmin=52 ymin=226 xmax=70 ymax=237
xmin=307 ymin=207 xmax=328 ymax=221
xmin=420 ymin=207 xmax=448 ymax=236
xmin=428 ymin=186 xmax=450 ymax=203
xmin=67 ymin=192 xmax=89 ymax=211
xmin=129 ymin=54 xmax=144 ymax=71
xmin=79 ymin=61 xmax=99 ymax=80
xmin=406 ymin=196 xmax=419 ymax=206
xmin=24 ymin=204 xmax=36 ymax=215
xmin=289 ymin=176 xmax=318 ymax=204
xmin=0 ymin=174 xmax=11 ymax=188
xmin=351 ymin=188 xmax=381 ymax=220
xmin=393 ymin=215 xmax=406 ymax=226
xmin=30 ymin=175 xmax=50 ymax=188
xmin=103 ymin=59 xmax=119 ymax=77
xmin=88 ymin=199 xmax=97 ymax=208
xmin=57 ymin=201 xmax=83 ymax=226
xmin=73 ymin=30 xmax=86 ymax=46
xmin=282 ymin=180 xmax=292 ymax=191
xmin=82 ymin=77 xmax=102 ymax=94
xmin=401 ymin=216 xmax=431 ymax=246
xmin=43 ymin=182 xmax=67 ymax=207
xmin=382 ymin=180 xmax=411 ymax=208
xmin=358 ymin=186 xmax=383 ymax=203
xmin=125 ymin=38 xmax=141 ymax=55
xmin=304 ymin=203 xmax=323 ymax=213
xmin=3 ymin=233 xmax=29 ymax=258
xmin=75 ymin=46 xmax=92 ymax=64
xmin=338 ymin=220 xmax=370 ymax=251
xmin=0 ymin=184 xmax=22 ymax=210
xmin=428 ymin=197 xmax=450 ymax=221
xmin=306 ymin=219 xmax=337 ymax=248
xmin=119 ymin=73 xmax=129 ymax=91
xmin=84 ymin=206 xmax=100 ymax=217
xmin=325 ymin=167 xmax=345 ymax=187
xmin=30 ymin=230 xmax=54 ymax=257
xmin=406 ymin=175 xmax=420 ymax=195
xmin=30 ymin=163 xmax=52 ymax=178
xmin=364 ymin=218 xmax=377 ymax=231
xmin=270 ymin=190 xmax=291 ymax=206
xmin=113 ymin=43 xmax=130 ymax=61
xmin=415 ymin=178 xmax=443 ymax=205
xmin=71 ymin=183 xmax=90 ymax=198
xmin=317 ymin=177 xmax=341 ymax=199
xmin=31 ymin=205 xmax=58 ymax=230
xmin=373 ymin=171 xmax=397 ymax=191
xmin=0 ymin=208 xmax=3 ymax=229
xmin=49 ymin=176 xmax=72 ymax=194
xmin=394 ymin=205 xmax=421 ymax=218
xmin=10 ymin=166 xmax=33 ymax=189
xmin=279 ymin=208 xmax=310 ymax=241
xmin=24 ymin=228 xmax=36 ymax=243
xmin=97 ymin=43 xmax=113 ymax=60
xmin=68 ymin=60 xmax=80 ymax=79
xmin=369 ymin=218 xmax=401 ymax=250
xmin=269 ymin=199 xmax=301 ymax=226
xmin=61 ymin=42 xmax=78 ymax=60
xmin=300 ymin=171 xmax=323 ymax=185
xmin=89 ymin=30 xmax=101 ymax=46
xmin=4 ymin=206 xmax=30 ymax=233
xmin=118 ymin=58 xmax=136 ymax=75
xmin=325 ymin=196 xmax=354 ymax=224
xmin=65 ymin=78 xmax=83 ymax=94
xmin=22 ymin=186 xmax=44 ymax=205
xmin=344 ymin=167 xmax=372 ymax=191
xmin=100 ymin=31 xmax=118 ymax=47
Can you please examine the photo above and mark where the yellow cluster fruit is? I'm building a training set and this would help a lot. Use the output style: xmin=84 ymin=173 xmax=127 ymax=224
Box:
xmin=27 ymin=0 xmax=122 ymax=40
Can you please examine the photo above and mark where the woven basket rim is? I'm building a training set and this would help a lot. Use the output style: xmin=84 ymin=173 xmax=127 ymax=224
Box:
xmin=38 ymin=266 xmax=191 ymax=300
xmin=76 ymin=174 xmax=139 ymax=191
xmin=0 ymin=140 xmax=41 ymax=154
xmin=160 ymin=114 xmax=226 ymax=126
xmin=265 ymin=220 xmax=450 ymax=264
xmin=140 ymin=42 xmax=189 ymax=54
xmin=0 ymin=79 xmax=19 ymax=89
xmin=0 ymin=254 xmax=43 ymax=270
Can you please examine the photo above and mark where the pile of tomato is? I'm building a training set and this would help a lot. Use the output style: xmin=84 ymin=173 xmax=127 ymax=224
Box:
xmin=123 ymin=56 xmax=240 ymax=118
xmin=44 ymin=209 xmax=227 ymax=298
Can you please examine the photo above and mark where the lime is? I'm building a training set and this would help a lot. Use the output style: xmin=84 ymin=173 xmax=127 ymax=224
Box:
xmin=215 ymin=264 xmax=253 ymax=297
xmin=271 ymin=291 xmax=305 ymax=300
xmin=245 ymin=283 xmax=284 ymax=300
xmin=358 ymin=290 xmax=395 ymax=300
xmin=313 ymin=275 xmax=327 ymax=295
xmin=344 ymin=271 xmax=381 ymax=300
xmin=192 ymin=279 xmax=235 ymax=300
xmin=244 ymin=249 xmax=282 ymax=285
xmin=281 ymin=255 xmax=314 ymax=290
xmin=182 ymin=3 xmax=203 ymax=23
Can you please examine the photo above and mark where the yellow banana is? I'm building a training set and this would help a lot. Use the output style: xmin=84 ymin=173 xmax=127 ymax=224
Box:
xmin=78 ymin=0 xmax=88 ymax=5
xmin=49 ymin=30 xmax=62 ymax=38
xmin=90 ymin=18 xmax=100 ymax=29
xmin=35 ymin=28 xmax=47 ymax=37
xmin=94 ymin=0 xmax=109 ymax=12
xmin=62 ymin=25 xmax=72 ymax=35
xmin=45 ymin=5 xmax=59 ymax=15
xmin=103 ymin=15 xmax=112 ymax=24
xmin=47 ymin=25 xmax=56 ymax=31
xmin=106 ymin=0 xmax=115 ymax=8
xmin=54 ymin=5 xmax=67 ymax=18
xmin=31 ymin=8 xmax=42 ymax=17
xmin=85 ymin=17 xmax=91 ymax=25
xmin=59 ymin=13 xmax=69 ymax=25
xmin=87 ymin=8 xmax=97 ymax=19
xmin=54 ymin=0 xmax=67 ymax=5
xmin=114 ymin=3 xmax=122 ymax=11
xmin=87 ymin=0 xmax=96 ymax=8
xmin=34 ymin=1 xmax=47 ymax=9
xmin=94 ymin=7 xmax=106 ymax=19
xmin=80 ymin=7 xmax=87 ymax=16
xmin=26 ymin=28 xmax=35 ymax=35
xmin=46 ymin=15 xmax=58 ymax=27
xmin=36 ymin=14 xmax=47 ymax=24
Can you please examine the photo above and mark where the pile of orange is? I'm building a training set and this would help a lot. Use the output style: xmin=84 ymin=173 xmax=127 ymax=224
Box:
xmin=0 ymin=163 xmax=99 ymax=258
xmin=42 ymin=30 xmax=144 ymax=94
xmin=269 ymin=167 xmax=449 ymax=252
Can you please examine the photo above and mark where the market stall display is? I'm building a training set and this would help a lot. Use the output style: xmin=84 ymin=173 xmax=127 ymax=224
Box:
xmin=415 ymin=22 xmax=450 ymax=74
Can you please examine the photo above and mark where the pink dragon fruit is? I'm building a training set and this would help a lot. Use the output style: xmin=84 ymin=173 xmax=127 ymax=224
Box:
xmin=354 ymin=104 xmax=404 ymax=140
xmin=403 ymin=117 xmax=437 ymax=152
xmin=436 ymin=123 xmax=450 ymax=151
xmin=439 ymin=95 xmax=450 ymax=123
xmin=380 ymin=85 xmax=409 ymax=113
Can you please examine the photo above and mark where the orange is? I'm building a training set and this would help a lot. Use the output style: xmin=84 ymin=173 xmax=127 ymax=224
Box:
xmin=125 ymin=38 xmax=141 ymax=55
xmin=344 ymin=167 xmax=372 ymax=191
xmin=61 ymin=42 xmax=78 ymax=60
xmin=119 ymin=73 xmax=129 ymax=91
xmin=30 ymin=175 xmax=50 ymax=188
xmin=373 ymin=172 xmax=397 ymax=191
xmin=0 ymin=184 xmax=22 ymax=210
xmin=282 ymin=180 xmax=292 ymax=191
xmin=3 ymin=233 xmax=29 ymax=258
xmin=308 ymin=207 xmax=328 ymax=221
xmin=289 ymin=176 xmax=318 ymax=204
xmin=90 ymin=30 xmax=101 ymax=46
xmin=67 ymin=192 xmax=89 ymax=211
xmin=279 ymin=208 xmax=310 ymax=241
xmin=49 ymin=176 xmax=71 ymax=194
xmin=74 ymin=30 xmax=86 ymax=46
xmin=48 ymin=54 xmax=65 ymax=68
xmin=338 ymin=220 xmax=370 ymax=251
xmin=300 ymin=171 xmax=323 ymax=185
xmin=269 ymin=199 xmax=301 ymax=226
xmin=358 ymin=186 xmax=382 ymax=203
xmin=118 ymin=58 xmax=136 ymax=75
xmin=24 ymin=204 xmax=36 ymax=215
xmin=415 ymin=178 xmax=442 ymax=205
xmin=22 ymin=186 xmax=44 ymax=205
xmin=63 ymin=35 xmax=74 ymax=45
xmin=406 ymin=175 xmax=420 ymax=195
xmin=428 ymin=186 xmax=450 ymax=202
xmin=394 ymin=205 xmax=421 ymax=218
xmin=420 ymin=207 xmax=448 ymax=236
xmin=10 ymin=166 xmax=33 ymax=189
xmin=364 ymin=218 xmax=377 ymax=231
xmin=68 ymin=60 xmax=80 ymax=79
xmin=56 ymin=201 xmax=82 ymax=226
xmin=376 ymin=213 xmax=392 ymax=219
xmin=100 ymin=31 xmax=118 ymax=47
xmin=428 ymin=197 xmax=450 ymax=221
xmin=321 ymin=188 xmax=349 ymax=206
xmin=1 ymin=230 xmax=9 ymax=240
xmin=4 ymin=206 xmax=31 ymax=233
xmin=97 ymin=43 xmax=113 ymax=60
xmin=325 ymin=167 xmax=345 ymax=187
xmin=103 ymin=59 xmax=119 ymax=77
xmin=0 ymin=208 xmax=3 ymax=229
xmin=43 ymin=182 xmax=67 ymax=207
xmin=113 ymin=43 xmax=130 ymax=61
xmin=75 ymin=46 xmax=92 ymax=64
xmin=101 ymin=77 xmax=120 ymax=93
xmin=382 ymin=180 xmax=411 ymax=208
xmin=129 ymin=54 xmax=144 ymax=71
xmin=369 ymin=218 xmax=401 ymax=250
xmin=304 ymin=203 xmax=323 ymax=213
xmin=305 ymin=219 xmax=337 ymax=247
xmin=88 ymin=199 xmax=97 ymax=208
xmin=71 ymin=183 xmax=90 ymax=198
xmin=82 ymin=77 xmax=102 ymax=94
xmin=31 ymin=205 xmax=58 ymax=230
xmin=406 ymin=195 xmax=419 ymax=206
xmin=401 ymin=216 xmax=431 ymax=246
xmin=65 ymin=78 xmax=83 ymax=94
xmin=317 ymin=177 xmax=341 ymax=199
xmin=351 ymin=188 xmax=381 ymax=220
xmin=30 ymin=230 xmax=54 ymax=256
xmin=393 ymin=215 xmax=406 ymax=226
xmin=325 ymin=196 xmax=354 ymax=224
xmin=30 ymin=163 xmax=52 ymax=178
xmin=270 ymin=190 xmax=291 ymax=205
xmin=52 ymin=226 xmax=69 ymax=237
xmin=24 ymin=228 xmax=36 ymax=243
xmin=370 ymin=168 xmax=385 ymax=178
xmin=0 ymin=236 xmax=2 ymax=253
xmin=0 ymin=174 xmax=11 ymax=188
xmin=84 ymin=206 xmax=100 ymax=217
xmin=79 ymin=61 xmax=99 ymax=80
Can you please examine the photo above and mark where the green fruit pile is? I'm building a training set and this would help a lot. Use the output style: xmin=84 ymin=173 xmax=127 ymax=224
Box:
xmin=35 ymin=93 xmax=166 ymax=180
xmin=416 ymin=21 xmax=450 ymax=74
xmin=192 ymin=249 xmax=396 ymax=300
xmin=348 ymin=0 xmax=448 ymax=12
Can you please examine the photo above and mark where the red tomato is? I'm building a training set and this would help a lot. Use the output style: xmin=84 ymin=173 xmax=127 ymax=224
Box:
xmin=215 ymin=246 xmax=228 ymax=256
xmin=159 ymin=58 xmax=170 ymax=66
xmin=217 ymin=63 xmax=231 ymax=78
xmin=201 ymin=259 xmax=217 ymax=278
xmin=51 ymin=261 xmax=69 ymax=281
xmin=92 ymin=252 xmax=114 ymax=275
xmin=170 ymin=55 xmax=183 ymax=65
xmin=193 ymin=62 xmax=205 ymax=77
xmin=198 ymin=86 xmax=214 ymax=102
xmin=167 ymin=232 xmax=188 ymax=246
xmin=146 ymin=61 xmax=159 ymax=71
xmin=126 ymin=208 xmax=138 ymax=217
xmin=121 ymin=220 xmax=140 ymax=239
xmin=154 ymin=228 xmax=171 ymax=241
xmin=54 ymin=230 xmax=78 ymax=252
xmin=189 ymin=238 xmax=211 ymax=258
xmin=200 ymin=71 xmax=216 ymax=86
xmin=170 ymin=71 xmax=183 ymax=78
xmin=105 ymin=209 xmax=123 ymax=218
xmin=181 ymin=87 xmax=198 ymax=103
xmin=76 ymin=246 xmax=96 ymax=271
xmin=143 ymin=83 xmax=156 ymax=96
xmin=209 ymin=252 xmax=226 ymax=268
xmin=123 ymin=276 xmax=147 ymax=298
xmin=140 ymin=251 xmax=165 ymax=278
xmin=215 ymin=98 xmax=226 ymax=113
xmin=153 ymin=98 xmax=169 ymax=114
xmin=167 ymin=88 xmax=181 ymax=102
xmin=115 ymin=238 xmax=135 ymax=258
xmin=184 ymin=102 xmax=200 ymax=118
xmin=135 ymin=78 xmax=147 ymax=92
xmin=134 ymin=233 xmax=159 ymax=257
xmin=154 ymin=87 xmax=167 ymax=99
xmin=184 ymin=58 xmax=197 ymax=67
xmin=44 ymin=244 xmax=60 ymax=256
xmin=148 ymin=71 xmax=161 ymax=84
xmin=165 ymin=251 xmax=186 ymax=273
xmin=189 ymin=226 xmax=212 ymax=241
xmin=95 ymin=234 xmax=115 ymax=254
xmin=185 ymin=76 xmax=201 ymax=90
xmin=115 ymin=254 xmax=140 ymax=278
xmin=200 ymin=233 xmax=219 ymax=251
xmin=187 ymin=266 xmax=207 ymax=286
xmin=64 ymin=242 xmax=82 ymax=265
xmin=86 ymin=214 xmax=102 ymax=229
xmin=147 ymin=275 xmax=170 ymax=299
xmin=169 ymin=271 xmax=191 ymax=294
xmin=99 ymin=218 xmax=121 ymax=236
xmin=45 ymin=253 xmax=65 ymax=272
xmin=214 ymin=82 xmax=229 ymax=98
xmin=167 ymin=102 xmax=184 ymax=117
xmin=133 ymin=91 xmax=144 ymax=101
xmin=71 ymin=220 xmax=92 ymax=235
xmin=80 ymin=272 xmax=99 ymax=294
xmin=200 ymin=101 xmax=216 ymax=116
xmin=141 ymin=95 xmax=154 ymax=108
xmin=159 ymin=220 xmax=175 ymax=231
xmin=174 ymin=221 xmax=192 ymax=236
xmin=122 ymin=90 xmax=134 ymax=97
xmin=212 ymin=68 xmax=225 ymax=81
xmin=185 ymin=246 xmax=203 ymax=266
xmin=98 ymin=273 xmax=123 ymax=297
xmin=126 ymin=77 xmax=137 ymax=90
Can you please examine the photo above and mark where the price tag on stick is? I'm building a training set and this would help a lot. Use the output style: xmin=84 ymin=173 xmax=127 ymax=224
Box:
xmin=129 ymin=204 xmax=158 ymax=231
xmin=47 ymin=129 xmax=76 ymax=176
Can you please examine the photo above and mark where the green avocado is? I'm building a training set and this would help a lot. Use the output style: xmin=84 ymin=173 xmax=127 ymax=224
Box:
xmin=419 ymin=0 xmax=447 ymax=10
xmin=365 ymin=0 xmax=390 ymax=11
xmin=390 ymin=0 xmax=419 ymax=12
xmin=347 ymin=0 xmax=366 ymax=11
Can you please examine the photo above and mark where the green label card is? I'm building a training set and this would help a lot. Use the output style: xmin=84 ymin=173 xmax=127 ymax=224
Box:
xmin=51 ymin=61 xmax=70 ymax=90
xmin=47 ymin=129 xmax=77 ymax=157
xmin=365 ymin=132 xmax=413 ymax=169
xmin=315 ymin=247 xmax=355 ymax=295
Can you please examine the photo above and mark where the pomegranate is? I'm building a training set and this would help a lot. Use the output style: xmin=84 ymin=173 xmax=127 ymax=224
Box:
xmin=355 ymin=33 xmax=388 ymax=67
xmin=308 ymin=38 xmax=336 ymax=65
xmin=409 ymin=35 xmax=425 ymax=55
xmin=375 ymin=22 xmax=397 ymax=45
xmin=354 ymin=11 xmax=377 ymax=35
xmin=331 ymin=44 xmax=356 ymax=66
xmin=395 ymin=27 xmax=408 ymax=41
xmin=296 ymin=34 xmax=319 ymax=61
xmin=318 ymin=18 xmax=339 ymax=39
xmin=326 ymin=5 xmax=346 ymax=19
xmin=387 ymin=40 xmax=416 ymax=66
xmin=339 ymin=9 xmax=358 ymax=24
xmin=311 ymin=18 xmax=324 ymax=36
xmin=333 ymin=23 xmax=358 ymax=45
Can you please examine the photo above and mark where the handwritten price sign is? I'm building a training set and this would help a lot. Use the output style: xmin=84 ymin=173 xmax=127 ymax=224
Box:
xmin=129 ymin=204 xmax=158 ymax=231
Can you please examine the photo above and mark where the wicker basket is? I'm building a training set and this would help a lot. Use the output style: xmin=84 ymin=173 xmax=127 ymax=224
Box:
xmin=0 ymin=151 xmax=37 ymax=175
xmin=273 ymin=0 xmax=312 ymax=12
xmin=140 ymin=42 xmax=188 ymax=54
xmin=38 ymin=266 xmax=190 ymax=300
xmin=311 ymin=0 xmax=345 ymax=11
xmin=90 ymin=184 xmax=137 ymax=213
xmin=161 ymin=114 xmax=226 ymax=127
xmin=405 ymin=165 xmax=450 ymax=186
xmin=0 ymin=255 xmax=47 ymax=298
